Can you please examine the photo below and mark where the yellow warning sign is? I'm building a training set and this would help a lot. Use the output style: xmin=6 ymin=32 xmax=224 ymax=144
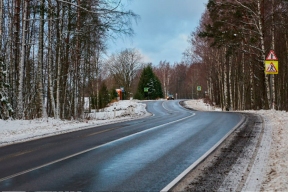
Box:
xmin=265 ymin=60 xmax=278 ymax=74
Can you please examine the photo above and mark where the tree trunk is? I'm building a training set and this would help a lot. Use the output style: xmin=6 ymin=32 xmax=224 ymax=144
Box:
xmin=12 ymin=0 xmax=21 ymax=112
xmin=36 ymin=0 xmax=45 ymax=118
xmin=17 ymin=0 xmax=28 ymax=119
xmin=48 ymin=0 xmax=56 ymax=118
xmin=74 ymin=0 xmax=81 ymax=118
xmin=241 ymin=49 xmax=245 ymax=110
xmin=228 ymin=55 xmax=232 ymax=110
xmin=270 ymin=0 xmax=275 ymax=109
xmin=258 ymin=0 xmax=270 ymax=109
xmin=56 ymin=7 xmax=62 ymax=119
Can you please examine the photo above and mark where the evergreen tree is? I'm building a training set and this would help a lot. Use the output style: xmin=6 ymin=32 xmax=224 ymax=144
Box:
xmin=99 ymin=82 xmax=109 ymax=109
xmin=135 ymin=65 xmax=163 ymax=100
xmin=0 ymin=61 xmax=13 ymax=119
xmin=109 ymin=88 xmax=118 ymax=101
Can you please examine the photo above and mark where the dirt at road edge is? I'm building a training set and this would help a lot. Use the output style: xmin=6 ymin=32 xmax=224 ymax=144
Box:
xmin=173 ymin=102 xmax=265 ymax=191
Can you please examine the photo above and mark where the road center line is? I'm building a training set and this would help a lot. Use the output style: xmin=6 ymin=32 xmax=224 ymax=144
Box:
xmin=0 ymin=112 xmax=196 ymax=183
xmin=162 ymin=101 xmax=179 ymax=113
xmin=85 ymin=127 xmax=121 ymax=137
xmin=0 ymin=127 xmax=122 ymax=162
xmin=0 ymin=149 xmax=35 ymax=162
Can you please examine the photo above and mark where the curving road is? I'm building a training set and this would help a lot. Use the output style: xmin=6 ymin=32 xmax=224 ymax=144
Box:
xmin=0 ymin=100 xmax=243 ymax=191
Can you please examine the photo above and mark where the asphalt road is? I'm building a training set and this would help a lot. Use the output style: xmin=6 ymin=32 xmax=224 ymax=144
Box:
xmin=0 ymin=100 xmax=242 ymax=191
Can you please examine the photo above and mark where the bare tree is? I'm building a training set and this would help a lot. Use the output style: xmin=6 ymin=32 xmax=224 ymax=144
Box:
xmin=0 ymin=0 xmax=138 ymax=120
xmin=107 ymin=48 xmax=143 ymax=95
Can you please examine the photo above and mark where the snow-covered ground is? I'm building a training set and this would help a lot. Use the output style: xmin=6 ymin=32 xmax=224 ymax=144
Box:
xmin=0 ymin=100 xmax=149 ymax=147
xmin=185 ymin=99 xmax=288 ymax=191
xmin=0 ymin=99 xmax=287 ymax=191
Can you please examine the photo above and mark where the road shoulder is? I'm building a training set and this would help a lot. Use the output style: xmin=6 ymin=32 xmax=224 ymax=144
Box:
xmin=171 ymin=112 xmax=268 ymax=191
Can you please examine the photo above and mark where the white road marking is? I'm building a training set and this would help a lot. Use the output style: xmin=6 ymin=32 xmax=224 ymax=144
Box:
xmin=161 ymin=113 xmax=245 ymax=192
xmin=0 ymin=112 xmax=196 ymax=183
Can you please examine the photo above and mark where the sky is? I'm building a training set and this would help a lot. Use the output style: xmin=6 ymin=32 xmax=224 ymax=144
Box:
xmin=107 ymin=0 xmax=208 ymax=65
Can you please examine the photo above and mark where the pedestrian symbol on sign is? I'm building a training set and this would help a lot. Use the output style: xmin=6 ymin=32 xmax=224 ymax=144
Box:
xmin=266 ymin=63 xmax=277 ymax=72
xmin=265 ymin=60 xmax=278 ymax=74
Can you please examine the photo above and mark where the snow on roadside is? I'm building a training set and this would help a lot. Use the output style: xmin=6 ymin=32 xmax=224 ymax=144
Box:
xmin=256 ymin=110 xmax=288 ymax=191
xmin=0 ymin=100 xmax=148 ymax=147
xmin=184 ymin=99 xmax=288 ymax=191
xmin=184 ymin=99 xmax=222 ymax=111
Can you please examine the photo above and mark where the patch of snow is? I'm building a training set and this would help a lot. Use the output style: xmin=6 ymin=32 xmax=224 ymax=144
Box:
xmin=0 ymin=100 xmax=149 ymax=147
xmin=185 ymin=99 xmax=222 ymax=111
xmin=184 ymin=99 xmax=288 ymax=191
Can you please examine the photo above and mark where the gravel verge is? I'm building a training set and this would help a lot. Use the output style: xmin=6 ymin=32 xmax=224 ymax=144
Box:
xmin=171 ymin=102 xmax=266 ymax=191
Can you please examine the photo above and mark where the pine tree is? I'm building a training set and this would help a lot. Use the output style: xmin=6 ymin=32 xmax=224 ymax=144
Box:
xmin=99 ymin=83 xmax=109 ymax=109
xmin=135 ymin=65 xmax=163 ymax=100
xmin=0 ymin=61 xmax=13 ymax=119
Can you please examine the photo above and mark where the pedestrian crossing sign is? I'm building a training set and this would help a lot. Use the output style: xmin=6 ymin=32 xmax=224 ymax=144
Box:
xmin=265 ymin=60 xmax=278 ymax=74
xmin=265 ymin=50 xmax=278 ymax=75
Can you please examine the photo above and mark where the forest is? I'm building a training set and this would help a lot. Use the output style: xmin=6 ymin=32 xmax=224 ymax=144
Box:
xmin=1 ymin=0 xmax=288 ymax=120
xmin=0 ymin=0 xmax=138 ymax=120
xmin=149 ymin=0 xmax=288 ymax=111
xmin=183 ymin=0 xmax=288 ymax=111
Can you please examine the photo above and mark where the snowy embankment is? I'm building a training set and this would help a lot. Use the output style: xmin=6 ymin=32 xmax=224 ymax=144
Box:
xmin=255 ymin=110 xmax=288 ymax=191
xmin=0 ymin=100 xmax=148 ymax=147
xmin=185 ymin=99 xmax=288 ymax=191
xmin=0 ymin=99 xmax=287 ymax=190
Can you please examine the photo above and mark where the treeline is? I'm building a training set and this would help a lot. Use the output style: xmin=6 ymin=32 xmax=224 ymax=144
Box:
xmin=4 ymin=0 xmax=286 ymax=120
xmin=0 ymin=0 xmax=137 ymax=119
xmin=184 ymin=0 xmax=288 ymax=110
xmin=153 ymin=61 xmax=207 ymax=100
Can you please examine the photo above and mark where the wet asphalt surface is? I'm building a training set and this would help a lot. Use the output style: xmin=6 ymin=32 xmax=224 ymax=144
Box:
xmin=173 ymin=103 xmax=263 ymax=191
xmin=0 ymin=100 xmax=244 ymax=191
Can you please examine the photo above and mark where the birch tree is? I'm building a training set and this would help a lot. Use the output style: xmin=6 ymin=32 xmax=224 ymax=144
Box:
xmin=17 ymin=0 xmax=28 ymax=119
xmin=182 ymin=0 xmax=288 ymax=110
xmin=36 ymin=0 xmax=46 ymax=118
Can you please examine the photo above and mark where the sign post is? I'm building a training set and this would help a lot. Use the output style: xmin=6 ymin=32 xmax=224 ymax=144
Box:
xmin=196 ymin=86 xmax=202 ymax=98
xmin=265 ymin=50 xmax=278 ymax=109
xmin=144 ymin=87 xmax=149 ymax=99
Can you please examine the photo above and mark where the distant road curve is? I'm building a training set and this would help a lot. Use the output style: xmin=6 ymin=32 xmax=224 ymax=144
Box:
xmin=0 ymin=100 xmax=243 ymax=191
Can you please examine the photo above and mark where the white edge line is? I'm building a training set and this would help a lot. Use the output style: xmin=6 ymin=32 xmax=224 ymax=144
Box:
xmin=0 ymin=112 xmax=196 ymax=183
xmin=160 ymin=113 xmax=246 ymax=192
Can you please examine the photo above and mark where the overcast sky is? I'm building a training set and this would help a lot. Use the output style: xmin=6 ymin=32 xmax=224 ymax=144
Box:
xmin=108 ymin=0 xmax=208 ymax=65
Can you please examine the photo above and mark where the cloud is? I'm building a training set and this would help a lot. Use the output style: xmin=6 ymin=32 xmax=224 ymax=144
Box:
xmin=108 ymin=0 xmax=208 ymax=65
xmin=144 ymin=33 xmax=190 ymax=64
xmin=138 ymin=49 xmax=153 ymax=64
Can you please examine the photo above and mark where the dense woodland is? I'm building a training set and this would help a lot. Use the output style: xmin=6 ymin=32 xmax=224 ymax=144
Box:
xmin=1 ymin=0 xmax=288 ymax=120
xmin=0 ymin=0 xmax=138 ymax=120
xmin=155 ymin=0 xmax=288 ymax=111
xmin=184 ymin=0 xmax=288 ymax=111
